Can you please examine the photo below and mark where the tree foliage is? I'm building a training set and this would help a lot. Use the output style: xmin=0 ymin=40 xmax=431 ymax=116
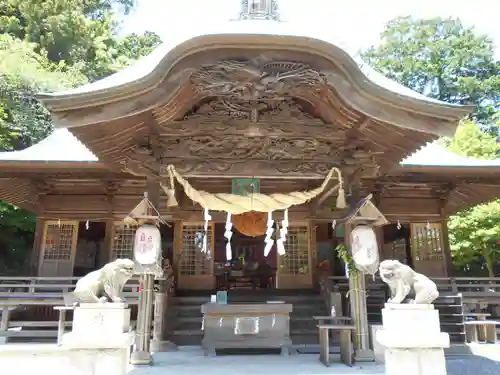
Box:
xmin=447 ymin=120 xmax=500 ymax=160
xmin=0 ymin=34 xmax=87 ymax=150
xmin=0 ymin=0 xmax=160 ymax=80
xmin=446 ymin=121 xmax=500 ymax=276
xmin=449 ymin=201 xmax=500 ymax=277
xmin=361 ymin=16 xmax=500 ymax=131
xmin=0 ymin=0 xmax=161 ymax=274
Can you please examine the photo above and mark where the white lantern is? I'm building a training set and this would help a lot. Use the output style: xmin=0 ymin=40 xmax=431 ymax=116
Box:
xmin=350 ymin=225 xmax=379 ymax=275
xmin=133 ymin=223 xmax=162 ymax=265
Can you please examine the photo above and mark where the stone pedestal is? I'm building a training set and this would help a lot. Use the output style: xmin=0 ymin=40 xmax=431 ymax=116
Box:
xmin=62 ymin=303 xmax=134 ymax=375
xmin=376 ymin=304 xmax=449 ymax=375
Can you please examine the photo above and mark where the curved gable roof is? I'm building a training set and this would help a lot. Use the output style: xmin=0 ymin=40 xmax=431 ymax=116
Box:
xmin=38 ymin=19 xmax=472 ymax=128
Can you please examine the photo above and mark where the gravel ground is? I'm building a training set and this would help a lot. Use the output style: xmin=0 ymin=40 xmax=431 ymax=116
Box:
xmin=447 ymin=355 xmax=500 ymax=375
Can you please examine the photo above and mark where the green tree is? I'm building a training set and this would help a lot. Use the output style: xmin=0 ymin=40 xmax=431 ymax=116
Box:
xmin=0 ymin=34 xmax=87 ymax=150
xmin=361 ymin=16 xmax=500 ymax=130
xmin=447 ymin=120 xmax=500 ymax=160
xmin=0 ymin=0 xmax=161 ymax=80
xmin=449 ymin=201 xmax=500 ymax=277
xmin=446 ymin=120 xmax=500 ymax=276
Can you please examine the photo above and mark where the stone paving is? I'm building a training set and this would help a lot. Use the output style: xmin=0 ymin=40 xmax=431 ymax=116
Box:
xmin=2 ymin=344 xmax=499 ymax=375
xmin=128 ymin=345 xmax=500 ymax=375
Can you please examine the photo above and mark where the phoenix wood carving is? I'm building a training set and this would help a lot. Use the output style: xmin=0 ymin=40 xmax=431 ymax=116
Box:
xmin=190 ymin=60 xmax=323 ymax=101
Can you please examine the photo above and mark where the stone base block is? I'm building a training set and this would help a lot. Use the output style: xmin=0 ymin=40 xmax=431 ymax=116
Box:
xmin=382 ymin=303 xmax=441 ymax=336
xmin=130 ymin=350 xmax=153 ymax=365
xmin=385 ymin=348 xmax=447 ymax=375
xmin=369 ymin=324 xmax=384 ymax=363
xmin=72 ymin=303 xmax=130 ymax=336
xmin=376 ymin=303 xmax=449 ymax=375
xmin=62 ymin=331 xmax=134 ymax=349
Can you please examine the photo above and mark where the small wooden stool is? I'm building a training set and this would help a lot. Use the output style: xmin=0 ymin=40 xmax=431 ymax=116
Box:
xmin=317 ymin=324 xmax=355 ymax=366
xmin=464 ymin=321 xmax=499 ymax=344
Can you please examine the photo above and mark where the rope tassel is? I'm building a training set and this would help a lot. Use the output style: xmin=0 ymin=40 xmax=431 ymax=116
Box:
xmin=202 ymin=208 xmax=212 ymax=254
xmin=276 ymin=209 xmax=288 ymax=255
xmin=264 ymin=211 xmax=274 ymax=257
xmin=224 ymin=212 xmax=233 ymax=261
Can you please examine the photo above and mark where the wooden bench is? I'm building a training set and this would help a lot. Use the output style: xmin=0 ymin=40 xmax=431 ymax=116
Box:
xmin=317 ymin=324 xmax=355 ymax=367
xmin=464 ymin=320 xmax=500 ymax=343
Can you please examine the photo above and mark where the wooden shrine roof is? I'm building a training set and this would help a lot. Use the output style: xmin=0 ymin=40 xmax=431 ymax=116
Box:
xmin=33 ymin=24 xmax=472 ymax=179
xmin=0 ymin=20 xmax=487 ymax=215
xmin=0 ymin=137 xmax=498 ymax=217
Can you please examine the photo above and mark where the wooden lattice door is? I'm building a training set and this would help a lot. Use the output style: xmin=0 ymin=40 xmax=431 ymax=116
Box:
xmin=410 ymin=223 xmax=446 ymax=277
xmin=175 ymin=222 xmax=215 ymax=290
xmin=38 ymin=221 xmax=79 ymax=277
xmin=277 ymin=223 xmax=313 ymax=289
xmin=109 ymin=222 xmax=138 ymax=261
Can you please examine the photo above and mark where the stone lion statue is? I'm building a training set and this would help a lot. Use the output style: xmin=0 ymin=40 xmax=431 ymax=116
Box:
xmin=65 ymin=258 xmax=136 ymax=306
xmin=379 ymin=259 xmax=439 ymax=304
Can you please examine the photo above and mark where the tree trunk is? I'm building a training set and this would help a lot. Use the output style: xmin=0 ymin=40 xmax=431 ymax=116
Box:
xmin=482 ymin=247 xmax=495 ymax=278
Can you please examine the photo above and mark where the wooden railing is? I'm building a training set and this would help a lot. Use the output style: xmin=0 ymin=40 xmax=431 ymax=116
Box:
xmin=0 ymin=276 xmax=141 ymax=341
xmin=323 ymin=276 xmax=500 ymax=310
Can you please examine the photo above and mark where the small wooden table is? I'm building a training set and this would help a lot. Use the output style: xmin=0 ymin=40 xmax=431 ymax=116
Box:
xmin=317 ymin=324 xmax=355 ymax=367
xmin=464 ymin=313 xmax=491 ymax=321
xmin=53 ymin=306 xmax=74 ymax=345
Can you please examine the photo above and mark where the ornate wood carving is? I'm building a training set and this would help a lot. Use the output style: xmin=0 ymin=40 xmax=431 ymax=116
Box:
xmin=162 ymin=100 xmax=340 ymax=138
xmin=133 ymin=94 xmax=381 ymax=179
xmin=190 ymin=60 xmax=323 ymax=101
xmin=157 ymin=160 xmax=378 ymax=179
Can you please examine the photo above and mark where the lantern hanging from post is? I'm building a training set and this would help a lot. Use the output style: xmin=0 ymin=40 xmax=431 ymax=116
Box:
xmin=134 ymin=223 xmax=162 ymax=266
xmin=350 ymin=225 xmax=379 ymax=276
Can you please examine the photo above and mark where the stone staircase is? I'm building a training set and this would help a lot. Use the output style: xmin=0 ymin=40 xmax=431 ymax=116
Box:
xmin=336 ymin=283 xmax=465 ymax=343
xmin=166 ymin=290 xmax=329 ymax=346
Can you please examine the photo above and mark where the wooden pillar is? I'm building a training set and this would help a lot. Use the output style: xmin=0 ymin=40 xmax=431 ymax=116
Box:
xmin=345 ymin=223 xmax=374 ymax=362
xmin=131 ymin=178 xmax=160 ymax=365
xmin=440 ymin=218 xmax=454 ymax=277
xmin=103 ymin=219 xmax=115 ymax=264
xmin=30 ymin=217 xmax=45 ymax=276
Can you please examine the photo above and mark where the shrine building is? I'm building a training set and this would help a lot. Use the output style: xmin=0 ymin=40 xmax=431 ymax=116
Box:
xmin=1 ymin=0 xmax=499 ymax=292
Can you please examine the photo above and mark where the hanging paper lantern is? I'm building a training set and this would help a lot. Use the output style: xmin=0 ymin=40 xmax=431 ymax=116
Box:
xmin=350 ymin=225 xmax=379 ymax=276
xmin=133 ymin=223 xmax=161 ymax=265
xmin=232 ymin=211 xmax=267 ymax=237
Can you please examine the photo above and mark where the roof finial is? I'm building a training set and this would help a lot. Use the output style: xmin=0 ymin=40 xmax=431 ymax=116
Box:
xmin=238 ymin=0 xmax=280 ymax=21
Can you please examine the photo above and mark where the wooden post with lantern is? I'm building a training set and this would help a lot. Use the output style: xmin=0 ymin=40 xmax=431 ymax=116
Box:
xmin=338 ymin=194 xmax=388 ymax=361
xmin=126 ymin=186 xmax=168 ymax=366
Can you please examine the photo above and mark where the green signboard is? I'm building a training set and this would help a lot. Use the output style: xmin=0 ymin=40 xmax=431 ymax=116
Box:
xmin=232 ymin=178 xmax=260 ymax=196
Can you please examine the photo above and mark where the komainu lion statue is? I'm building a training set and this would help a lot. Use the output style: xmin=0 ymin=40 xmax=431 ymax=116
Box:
xmin=379 ymin=260 xmax=439 ymax=304
xmin=64 ymin=258 xmax=136 ymax=306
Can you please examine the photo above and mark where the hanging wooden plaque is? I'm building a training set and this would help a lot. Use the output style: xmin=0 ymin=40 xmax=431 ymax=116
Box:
xmin=232 ymin=178 xmax=260 ymax=196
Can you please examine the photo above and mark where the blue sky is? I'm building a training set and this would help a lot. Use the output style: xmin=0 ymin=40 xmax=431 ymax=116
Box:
xmin=121 ymin=0 xmax=500 ymax=57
